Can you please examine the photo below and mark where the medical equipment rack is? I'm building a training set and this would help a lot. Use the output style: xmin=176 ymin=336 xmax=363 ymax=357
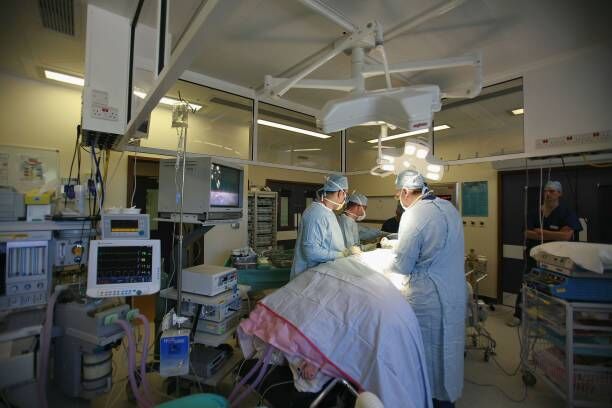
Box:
xmin=465 ymin=261 xmax=496 ymax=361
xmin=521 ymin=285 xmax=612 ymax=407
xmin=247 ymin=191 xmax=278 ymax=252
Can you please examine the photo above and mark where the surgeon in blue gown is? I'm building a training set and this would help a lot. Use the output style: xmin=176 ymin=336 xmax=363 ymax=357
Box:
xmin=338 ymin=192 xmax=368 ymax=249
xmin=391 ymin=170 xmax=466 ymax=408
xmin=291 ymin=175 xmax=350 ymax=279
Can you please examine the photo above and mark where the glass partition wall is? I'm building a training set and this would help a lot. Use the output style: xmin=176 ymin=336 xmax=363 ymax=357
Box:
xmin=132 ymin=77 xmax=524 ymax=174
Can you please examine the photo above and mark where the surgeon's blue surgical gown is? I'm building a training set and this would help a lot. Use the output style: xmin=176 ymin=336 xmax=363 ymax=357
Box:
xmin=338 ymin=213 xmax=360 ymax=248
xmin=291 ymin=202 xmax=346 ymax=279
xmin=392 ymin=195 xmax=466 ymax=402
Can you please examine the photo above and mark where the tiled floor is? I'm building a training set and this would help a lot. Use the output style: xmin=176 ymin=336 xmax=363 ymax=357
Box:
xmin=35 ymin=304 xmax=564 ymax=407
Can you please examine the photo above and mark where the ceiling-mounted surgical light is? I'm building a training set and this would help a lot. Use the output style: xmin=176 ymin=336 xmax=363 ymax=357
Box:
xmin=373 ymin=139 xmax=445 ymax=181
xmin=366 ymin=124 xmax=450 ymax=143
xmin=427 ymin=164 xmax=442 ymax=173
xmin=257 ymin=119 xmax=331 ymax=139
xmin=416 ymin=148 xmax=429 ymax=159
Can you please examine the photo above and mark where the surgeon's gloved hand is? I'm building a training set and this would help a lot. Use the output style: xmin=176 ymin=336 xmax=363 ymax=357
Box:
xmin=349 ymin=245 xmax=362 ymax=255
xmin=380 ymin=237 xmax=395 ymax=249
xmin=338 ymin=249 xmax=350 ymax=258
xmin=361 ymin=243 xmax=377 ymax=252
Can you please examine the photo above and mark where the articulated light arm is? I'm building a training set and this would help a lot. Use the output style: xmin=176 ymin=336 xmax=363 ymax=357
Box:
xmin=264 ymin=21 xmax=381 ymax=97
xmin=264 ymin=77 xmax=358 ymax=92
xmin=362 ymin=51 xmax=483 ymax=98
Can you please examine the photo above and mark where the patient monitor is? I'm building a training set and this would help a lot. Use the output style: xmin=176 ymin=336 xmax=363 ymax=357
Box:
xmin=87 ymin=239 xmax=161 ymax=298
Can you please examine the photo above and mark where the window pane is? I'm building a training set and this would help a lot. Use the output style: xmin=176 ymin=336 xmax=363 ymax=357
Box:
xmin=131 ymin=0 xmax=159 ymax=121
xmin=141 ymin=80 xmax=252 ymax=160
xmin=167 ymin=0 xmax=205 ymax=55
xmin=280 ymin=196 xmax=289 ymax=227
xmin=257 ymin=103 xmax=341 ymax=171
xmin=434 ymin=78 xmax=524 ymax=161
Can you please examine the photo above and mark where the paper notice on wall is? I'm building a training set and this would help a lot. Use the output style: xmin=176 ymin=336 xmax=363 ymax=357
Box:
xmin=0 ymin=145 xmax=59 ymax=192
xmin=0 ymin=153 xmax=8 ymax=186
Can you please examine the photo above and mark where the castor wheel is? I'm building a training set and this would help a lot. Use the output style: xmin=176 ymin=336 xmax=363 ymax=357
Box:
xmin=522 ymin=371 xmax=537 ymax=386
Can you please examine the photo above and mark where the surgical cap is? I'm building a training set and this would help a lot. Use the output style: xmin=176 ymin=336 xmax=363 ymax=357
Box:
xmin=395 ymin=170 xmax=425 ymax=190
xmin=545 ymin=180 xmax=562 ymax=192
xmin=324 ymin=174 xmax=348 ymax=191
xmin=348 ymin=193 xmax=368 ymax=206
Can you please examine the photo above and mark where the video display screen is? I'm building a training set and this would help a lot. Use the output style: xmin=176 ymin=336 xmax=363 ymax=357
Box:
xmin=210 ymin=163 xmax=241 ymax=208
xmin=96 ymin=246 xmax=153 ymax=285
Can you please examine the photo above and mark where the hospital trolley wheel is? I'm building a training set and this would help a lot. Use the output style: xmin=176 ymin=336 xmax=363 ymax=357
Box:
xmin=522 ymin=371 xmax=536 ymax=387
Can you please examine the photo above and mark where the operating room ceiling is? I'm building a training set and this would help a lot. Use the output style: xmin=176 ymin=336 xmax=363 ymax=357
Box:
xmin=0 ymin=0 xmax=609 ymax=110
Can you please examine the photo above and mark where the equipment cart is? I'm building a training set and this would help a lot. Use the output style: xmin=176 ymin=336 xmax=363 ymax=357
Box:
xmin=521 ymin=286 xmax=612 ymax=407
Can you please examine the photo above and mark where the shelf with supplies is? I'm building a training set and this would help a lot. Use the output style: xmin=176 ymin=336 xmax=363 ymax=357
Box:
xmin=247 ymin=191 xmax=278 ymax=253
xmin=522 ymin=283 xmax=612 ymax=407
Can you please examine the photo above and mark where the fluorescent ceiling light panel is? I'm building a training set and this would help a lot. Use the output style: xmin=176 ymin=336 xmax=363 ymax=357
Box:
xmin=283 ymin=148 xmax=323 ymax=152
xmin=367 ymin=124 xmax=450 ymax=143
xmin=257 ymin=119 xmax=331 ymax=139
xmin=511 ymin=108 xmax=524 ymax=115
xmin=133 ymin=91 xmax=202 ymax=111
xmin=44 ymin=70 xmax=84 ymax=86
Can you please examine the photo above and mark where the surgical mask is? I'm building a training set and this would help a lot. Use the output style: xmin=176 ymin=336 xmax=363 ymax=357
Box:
xmin=399 ymin=188 xmax=424 ymax=211
xmin=356 ymin=211 xmax=366 ymax=222
xmin=325 ymin=196 xmax=345 ymax=211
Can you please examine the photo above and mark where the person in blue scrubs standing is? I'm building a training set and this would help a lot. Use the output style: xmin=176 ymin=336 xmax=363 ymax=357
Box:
xmin=290 ymin=175 xmax=349 ymax=279
xmin=391 ymin=170 xmax=466 ymax=408
xmin=338 ymin=193 xmax=368 ymax=249
xmin=507 ymin=180 xmax=582 ymax=326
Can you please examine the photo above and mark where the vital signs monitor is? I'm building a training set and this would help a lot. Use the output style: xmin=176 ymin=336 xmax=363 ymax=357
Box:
xmin=87 ymin=239 xmax=161 ymax=298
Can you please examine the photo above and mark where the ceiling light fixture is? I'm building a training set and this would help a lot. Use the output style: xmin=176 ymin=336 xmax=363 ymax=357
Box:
xmin=366 ymin=124 xmax=450 ymax=143
xmin=133 ymin=90 xmax=202 ymax=111
xmin=44 ymin=70 xmax=84 ymax=86
xmin=283 ymin=148 xmax=323 ymax=152
xmin=511 ymin=108 xmax=524 ymax=115
xmin=257 ymin=119 xmax=331 ymax=139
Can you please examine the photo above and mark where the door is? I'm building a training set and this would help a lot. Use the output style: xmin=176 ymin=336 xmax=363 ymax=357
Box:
xmin=499 ymin=165 xmax=612 ymax=303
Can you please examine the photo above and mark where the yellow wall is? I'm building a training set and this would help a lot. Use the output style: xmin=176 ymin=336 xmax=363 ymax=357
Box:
xmin=349 ymin=162 xmax=500 ymax=299
xmin=0 ymin=71 xmax=128 ymax=207
xmin=0 ymin=72 xmax=329 ymax=262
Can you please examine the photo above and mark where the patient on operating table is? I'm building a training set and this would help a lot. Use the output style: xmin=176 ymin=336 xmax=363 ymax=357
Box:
xmin=237 ymin=253 xmax=433 ymax=408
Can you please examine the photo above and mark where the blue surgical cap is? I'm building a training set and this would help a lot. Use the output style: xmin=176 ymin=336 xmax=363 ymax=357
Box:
xmin=324 ymin=174 xmax=348 ymax=191
xmin=545 ymin=180 xmax=562 ymax=192
xmin=395 ymin=170 xmax=425 ymax=190
xmin=348 ymin=193 xmax=368 ymax=206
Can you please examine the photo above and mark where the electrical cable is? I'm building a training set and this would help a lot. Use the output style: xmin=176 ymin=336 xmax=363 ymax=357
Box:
xmin=37 ymin=286 xmax=68 ymax=408
xmin=465 ymin=377 xmax=527 ymax=404
xmin=116 ymin=319 xmax=154 ymax=408
xmin=257 ymin=380 xmax=295 ymax=405
xmin=538 ymin=165 xmax=544 ymax=244
xmin=131 ymin=151 xmax=138 ymax=208
xmin=107 ymin=150 xmax=126 ymax=188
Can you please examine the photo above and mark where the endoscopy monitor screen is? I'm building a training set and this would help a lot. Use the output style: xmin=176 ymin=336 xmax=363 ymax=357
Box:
xmin=210 ymin=163 xmax=241 ymax=208
xmin=95 ymin=245 xmax=153 ymax=285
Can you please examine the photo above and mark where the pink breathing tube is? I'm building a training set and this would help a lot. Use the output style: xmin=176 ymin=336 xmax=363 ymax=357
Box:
xmin=116 ymin=316 xmax=154 ymax=408
xmin=228 ymin=344 xmax=274 ymax=407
